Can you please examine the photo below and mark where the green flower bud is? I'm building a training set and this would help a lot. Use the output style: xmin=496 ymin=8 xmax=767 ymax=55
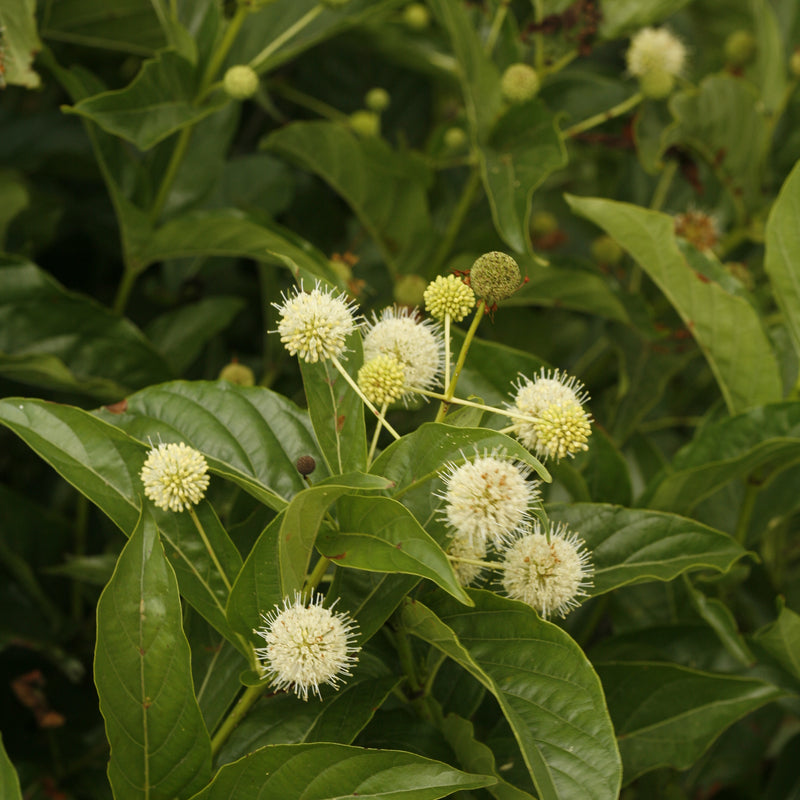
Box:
xmin=724 ymin=30 xmax=756 ymax=68
xmin=501 ymin=63 xmax=541 ymax=104
xmin=530 ymin=211 xmax=559 ymax=237
xmin=638 ymin=68 xmax=675 ymax=99
xmin=223 ymin=65 xmax=259 ymax=100
xmin=365 ymin=87 xmax=390 ymax=112
xmin=403 ymin=3 xmax=430 ymax=30
xmin=443 ymin=126 xmax=467 ymax=150
xmin=590 ymin=235 xmax=623 ymax=266
xmin=470 ymin=251 xmax=522 ymax=306
xmin=349 ymin=110 xmax=380 ymax=137
xmin=219 ymin=361 xmax=256 ymax=386
xmin=394 ymin=274 xmax=427 ymax=307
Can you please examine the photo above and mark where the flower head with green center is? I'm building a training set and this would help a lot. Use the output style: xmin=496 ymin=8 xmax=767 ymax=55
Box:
xmin=140 ymin=442 xmax=210 ymax=512
xmin=447 ymin=530 xmax=488 ymax=587
xmin=357 ymin=354 xmax=406 ymax=406
xmin=254 ymin=592 xmax=360 ymax=701
xmin=626 ymin=27 xmax=687 ymax=79
xmin=423 ymin=274 xmax=476 ymax=323
xmin=500 ymin=521 xmax=593 ymax=618
xmin=438 ymin=450 xmax=540 ymax=548
xmin=273 ymin=282 xmax=359 ymax=363
xmin=508 ymin=369 xmax=592 ymax=461
xmin=363 ymin=306 xmax=443 ymax=396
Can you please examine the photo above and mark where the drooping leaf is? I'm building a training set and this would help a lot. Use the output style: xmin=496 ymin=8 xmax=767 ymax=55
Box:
xmin=0 ymin=732 xmax=22 ymax=800
xmin=96 ymin=511 xmax=211 ymax=800
xmin=403 ymin=591 xmax=622 ymax=800
xmin=0 ymin=0 xmax=42 ymax=88
xmin=567 ymin=195 xmax=782 ymax=413
xmin=595 ymin=661 xmax=784 ymax=783
xmin=548 ymin=503 xmax=748 ymax=595
xmin=190 ymin=742 xmax=494 ymax=800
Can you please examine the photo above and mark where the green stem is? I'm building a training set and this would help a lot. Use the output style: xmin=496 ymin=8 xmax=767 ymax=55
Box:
xmin=393 ymin=622 xmax=423 ymax=696
xmin=210 ymin=684 xmax=263 ymax=758
xmin=443 ymin=315 xmax=451 ymax=388
xmin=304 ymin=555 xmax=332 ymax=594
xmin=734 ymin=478 xmax=760 ymax=545
xmin=563 ymin=92 xmax=644 ymax=138
xmin=430 ymin=166 xmax=481 ymax=274
xmin=113 ymin=266 xmax=139 ymax=315
xmin=416 ymin=386 xmax=541 ymax=425
xmin=367 ymin=402 xmax=389 ymax=466
xmin=271 ymin=81 xmax=349 ymax=121
xmin=249 ymin=5 xmax=324 ymax=72
xmin=434 ymin=300 xmax=485 ymax=423
xmin=484 ymin=1 xmax=508 ymax=54
xmin=447 ymin=554 xmax=503 ymax=571
xmin=188 ymin=507 xmax=232 ymax=592
xmin=650 ymin=158 xmax=677 ymax=212
xmin=71 ymin=494 xmax=89 ymax=621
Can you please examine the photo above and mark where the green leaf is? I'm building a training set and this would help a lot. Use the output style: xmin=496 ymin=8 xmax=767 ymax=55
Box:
xmin=0 ymin=732 xmax=22 ymax=800
xmin=190 ymin=742 xmax=494 ymax=800
xmin=96 ymin=511 xmax=211 ymax=800
xmin=317 ymin=495 xmax=473 ymax=606
xmin=403 ymin=591 xmax=621 ymax=800
xmin=599 ymin=0 xmax=693 ymax=37
xmin=0 ymin=170 xmax=30 ymax=244
xmin=299 ymin=331 xmax=367 ymax=475
xmin=0 ymin=257 xmax=173 ymax=399
xmin=765 ymin=159 xmax=800 ymax=361
xmin=264 ymin=121 xmax=434 ymax=274
xmin=480 ymin=101 xmax=568 ymax=255
xmin=751 ymin=0 xmax=788 ymax=112
xmin=0 ymin=0 xmax=42 ymax=87
xmin=567 ymin=195 xmax=782 ymax=413
xmin=640 ymin=402 xmax=800 ymax=514
xmin=753 ymin=603 xmax=800 ymax=683
xmin=595 ymin=661 xmax=784 ymax=783
xmin=548 ymin=503 xmax=748 ymax=595
xmin=66 ymin=50 xmax=226 ymax=150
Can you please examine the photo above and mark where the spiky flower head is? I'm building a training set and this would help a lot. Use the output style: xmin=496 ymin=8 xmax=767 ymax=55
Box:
xmin=439 ymin=450 xmax=540 ymax=549
xmin=501 ymin=522 xmax=593 ymax=618
xmin=254 ymin=592 xmax=360 ymax=701
xmin=140 ymin=442 xmax=210 ymax=512
xmin=363 ymin=306 xmax=443 ymax=395
xmin=501 ymin=63 xmax=541 ymax=104
xmin=626 ymin=27 xmax=687 ymax=79
xmin=273 ymin=282 xmax=358 ymax=363
xmin=423 ymin=274 xmax=476 ymax=322
xmin=447 ymin=530 xmax=488 ymax=587
xmin=469 ymin=251 xmax=522 ymax=307
xmin=357 ymin=354 xmax=406 ymax=407
xmin=509 ymin=369 xmax=592 ymax=461
xmin=223 ymin=65 xmax=259 ymax=100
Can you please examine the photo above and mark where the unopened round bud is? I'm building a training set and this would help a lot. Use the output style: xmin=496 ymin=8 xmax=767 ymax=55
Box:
xmin=296 ymin=455 xmax=317 ymax=476
xmin=530 ymin=211 xmax=559 ymax=237
xmin=469 ymin=251 xmax=522 ymax=306
xmin=365 ymin=87 xmax=390 ymax=112
xmin=724 ymin=30 xmax=756 ymax=68
xmin=443 ymin=126 xmax=467 ymax=150
xmin=394 ymin=274 xmax=427 ymax=307
xmin=591 ymin=235 xmax=623 ymax=266
xmin=791 ymin=49 xmax=800 ymax=78
xmin=223 ymin=65 xmax=259 ymax=100
xmin=403 ymin=3 xmax=430 ymax=30
xmin=501 ymin=63 xmax=541 ymax=104
xmin=349 ymin=110 xmax=380 ymax=137
xmin=218 ymin=362 xmax=256 ymax=386
xmin=639 ymin=68 xmax=675 ymax=99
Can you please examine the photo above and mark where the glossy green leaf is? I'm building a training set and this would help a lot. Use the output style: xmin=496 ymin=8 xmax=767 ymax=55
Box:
xmin=751 ymin=0 xmax=788 ymax=112
xmin=299 ymin=331 xmax=367 ymax=475
xmin=97 ymin=380 xmax=326 ymax=511
xmin=403 ymin=591 xmax=622 ymax=800
xmin=191 ymin=742 xmax=494 ymax=800
xmin=0 ymin=0 xmax=42 ymax=88
xmin=547 ymin=503 xmax=748 ymax=595
xmin=96 ymin=511 xmax=211 ymax=800
xmin=595 ymin=661 xmax=784 ymax=782
xmin=0 ymin=732 xmax=22 ymax=800
xmin=66 ymin=50 xmax=226 ymax=150
xmin=264 ymin=122 xmax=433 ymax=274
xmin=317 ymin=495 xmax=472 ymax=605
xmin=599 ymin=0 xmax=693 ymax=37
xmin=480 ymin=101 xmax=568 ymax=254
xmin=0 ymin=257 xmax=173 ymax=399
xmin=753 ymin=603 xmax=800 ymax=682
xmin=640 ymin=402 xmax=800 ymax=514
xmin=765 ymin=159 xmax=800 ymax=360
xmin=567 ymin=195 xmax=782 ymax=413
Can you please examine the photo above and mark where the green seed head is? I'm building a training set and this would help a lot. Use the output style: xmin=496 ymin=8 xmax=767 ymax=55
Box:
xmin=403 ymin=3 xmax=430 ymax=30
xmin=724 ymin=30 xmax=756 ymax=67
xmin=638 ymin=68 xmax=675 ymax=99
xmin=501 ymin=63 xmax=541 ymax=104
xmin=223 ymin=65 xmax=259 ymax=100
xmin=590 ymin=235 xmax=624 ymax=266
xmin=394 ymin=274 xmax=427 ymax=307
xmin=218 ymin=362 xmax=256 ymax=386
xmin=443 ymin=126 xmax=467 ymax=151
xmin=469 ymin=251 xmax=522 ymax=306
xmin=530 ymin=211 xmax=559 ymax=237
xmin=349 ymin=110 xmax=380 ymax=137
xmin=365 ymin=87 xmax=390 ymax=112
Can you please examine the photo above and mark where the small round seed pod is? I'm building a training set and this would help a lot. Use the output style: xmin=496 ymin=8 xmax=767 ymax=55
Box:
xmin=469 ymin=251 xmax=522 ymax=306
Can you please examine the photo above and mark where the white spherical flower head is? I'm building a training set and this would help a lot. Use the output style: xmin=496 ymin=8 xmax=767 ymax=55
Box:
xmin=140 ymin=442 xmax=210 ymax=512
xmin=439 ymin=451 xmax=540 ymax=548
xmin=423 ymin=274 xmax=476 ymax=323
xmin=273 ymin=282 xmax=358 ymax=363
xmin=509 ymin=369 xmax=592 ymax=461
xmin=447 ymin=530 xmax=488 ymax=587
xmin=254 ymin=592 xmax=360 ymax=701
xmin=626 ymin=27 xmax=687 ymax=78
xmin=501 ymin=522 xmax=593 ymax=619
xmin=362 ymin=306 xmax=443 ymax=396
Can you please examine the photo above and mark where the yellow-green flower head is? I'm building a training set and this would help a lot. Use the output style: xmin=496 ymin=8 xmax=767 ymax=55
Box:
xmin=501 ymin=63 xmax=541 ymax=104
xmin=469 ymin=251 xmax=522 ymax=307
xmin=403 ymin=2 xmax=430 ymax=30
xmin=724 ymin=30 xmax=756 ymax=68
xmin=443 ymin=126 xmax=467 ymax=151
xmin=438 ymin=450 xmax=540 ymax=549
xmin=363 ymin=306 xmax=443 ymax=396
xmin=254 ymin=592 xmax=360 ymax=701
xmin=218 ymin=361 xmax=255 ymax=386
xmin=447 ymin=530 xmax=488 ymax=587
xmin=357 ymin=354 xmax=406 ymax=407
xmin=590 ymin=235 xmax=624 ymax=266
xmin=509 ymin=368 xmax=592 ymax=461
xmin=140 ymin=442 xmax=210 ymax=512
xmin=423 ymin=274 xmax=476 ymax=323
xmin=223 ymin=65 xmax=259 ymax=100
xmin=626 ymin=27 xmax=687 ymax=79
xmin=365 ymin=87 xmax=390 ymax=112
xmin=349 ymin=109 xmax=380 ymax=137
xmin=501 ymin=521 xmax=593 ymax=619
xmin=273 ymin=282 xmax=359 ymax=363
